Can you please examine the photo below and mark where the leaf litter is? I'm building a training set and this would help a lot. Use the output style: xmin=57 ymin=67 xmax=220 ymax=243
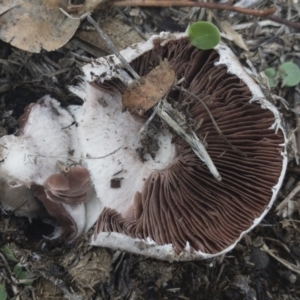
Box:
xmin=1 ymin=1 xmax=300 ymax=299
xmin=0 ymin=0 xmax=80 ymax=53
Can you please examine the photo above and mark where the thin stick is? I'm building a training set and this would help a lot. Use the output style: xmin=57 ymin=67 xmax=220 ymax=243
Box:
xmin=268 ymin=15 xmax=300 ymax=31
xmin=113 ymin=0 xmax=276 ymax=18
xmin=87 ymin=15 xmax=140 ymax=80
xmin=262 ymin=244 xmax=300 ymax=275
xmin=175 ymin=86 xmax=246 ymax=158
xmin=276 ymin=182 xmax=300 ymax=214
xmin=159 ymin=101 xmax=221 ymax=181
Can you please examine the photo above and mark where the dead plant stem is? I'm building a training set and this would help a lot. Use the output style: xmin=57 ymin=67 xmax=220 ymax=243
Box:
xmin=87 ymin=15 xmax=140 ymax=80
xmin=276 ymin=181 xmax=300 ymax=214
xmin=112 ymin=0 xmax=276 ymax=18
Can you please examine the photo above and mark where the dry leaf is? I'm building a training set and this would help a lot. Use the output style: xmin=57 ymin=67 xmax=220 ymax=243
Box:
xmin=0 ymin=0 xmax=80 ymax=53
xmin=122 ymin=59 xmax=175 ymax=116
xmin=67 ymin=0 xmax=107 ymax=15
xmin=220 ymin=21 xmax=249 ymax=51
xmin=76 ymin=17 xmax=144 ymax=52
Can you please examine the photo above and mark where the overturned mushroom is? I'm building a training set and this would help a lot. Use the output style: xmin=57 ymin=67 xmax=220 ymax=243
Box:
xmin=73 ymin=32 xmax=287 ymax=260
xmin=0 ymin=32 xmax=287 ymax=261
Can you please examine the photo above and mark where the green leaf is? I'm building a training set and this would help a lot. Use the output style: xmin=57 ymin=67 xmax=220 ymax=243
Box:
xmin=0 ymin=284 xmax=7 ymax=300
xmin=264 ymin=67 xmax=277 ymax=88
xmin=188 ymin=21 xmax=221 ymax=50
xmin=13 ymin=264 xmax=35 ymax=286
xmin=2 ymin=245 xmax=18 ymax=263
xmin=278 ymin=62 xmax=300 ymax=87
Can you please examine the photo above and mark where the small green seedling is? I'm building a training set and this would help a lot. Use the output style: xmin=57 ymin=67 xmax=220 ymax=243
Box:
xmin=0 ymin=284 xmax=7 ymax=300
xmin=264 ymin=62 xmax=300 ymax=88
xmin=13 ymin=264 xmax=35 ymax=286
xmin=188 ymin=21 xmax=221 ymax=50
xmin=2 ymin=245 xmax=19 ymax=263
xmin=2 ymin=245 xmax=35 ymax=286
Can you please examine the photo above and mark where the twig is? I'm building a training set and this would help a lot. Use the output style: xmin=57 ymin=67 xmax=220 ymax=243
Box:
xmin=139 ymin=100 xmax=161 ymax=134
xmin=268 ymin=15 xmax=300 ymax=31
xmin=262 ymin=244 xmax=300 ymax=275
xmin=159 ymin=101 xmax=221 ymax=181
xmin=175 ymin=86 xmax=246 ymax=158
xmin=112 ymin=0 xmax=276 ymax=17
xmin=264 ymin=237 xmax=290 ymax=253
xmin=87 ymin=15 xmax=140 ymax=81
xmin=86 ymin=15 xmax=221 ymax=181
xmin=276 ymin=181 xmax=300 ymax=215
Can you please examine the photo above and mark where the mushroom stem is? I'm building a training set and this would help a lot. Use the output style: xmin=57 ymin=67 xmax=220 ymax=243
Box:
xmin=159 ymin=101 xmax=222 ymax=181
xmin=87 ymin=15 xmax=221 ymax=181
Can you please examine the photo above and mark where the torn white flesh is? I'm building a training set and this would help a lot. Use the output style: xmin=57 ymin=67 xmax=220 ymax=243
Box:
xmin=73 ymin=82 xmax=176 ymax=218
xmin=0 ymin=96 xmax=80 ymax=187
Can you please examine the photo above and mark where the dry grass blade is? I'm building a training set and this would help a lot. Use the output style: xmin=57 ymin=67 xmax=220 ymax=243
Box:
xmin=262 ymin=244 xmax=300 ymax=275
xmin=276 ymin=181 xmax=300 ymax=215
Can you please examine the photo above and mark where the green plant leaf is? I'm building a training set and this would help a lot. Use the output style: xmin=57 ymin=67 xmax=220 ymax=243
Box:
xmin=0 ymin=284 xmax=7 ymax=300
xmin=264 ymin=67 xmax=277 ymax=88
xmin=188 ymin=21 xmax=221 ymax=50
xmin=2 ymin=245 xmax=18 ymax=263
xmin=278 ymin=62 xmax=300 ymax=87
xmin=13 ymin=264 xmax=35 ymax=286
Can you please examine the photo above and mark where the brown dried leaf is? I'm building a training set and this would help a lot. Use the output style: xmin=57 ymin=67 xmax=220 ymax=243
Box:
xmin=220 ymin=21 xmax=249 ymax=52
xmin=67 ymin=0 xmax=107 ymax=16
xmin=122 ymin=59 xmax=175 ymax=116
xmin=0 ymin=0 xmax=80 ymax=53
xmin=76 ymin=17 xmax=144 ymax=52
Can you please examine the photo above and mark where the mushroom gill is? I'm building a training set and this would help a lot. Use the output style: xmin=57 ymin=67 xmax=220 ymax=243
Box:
xmin=91 ymin=35 xmax=286 ymax=257
xmin=43 ymin=165 xmax=91 ymax=205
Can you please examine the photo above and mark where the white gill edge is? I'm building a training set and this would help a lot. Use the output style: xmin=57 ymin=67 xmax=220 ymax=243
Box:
xmin=87 ymin=32 xmax=288 ymax=261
